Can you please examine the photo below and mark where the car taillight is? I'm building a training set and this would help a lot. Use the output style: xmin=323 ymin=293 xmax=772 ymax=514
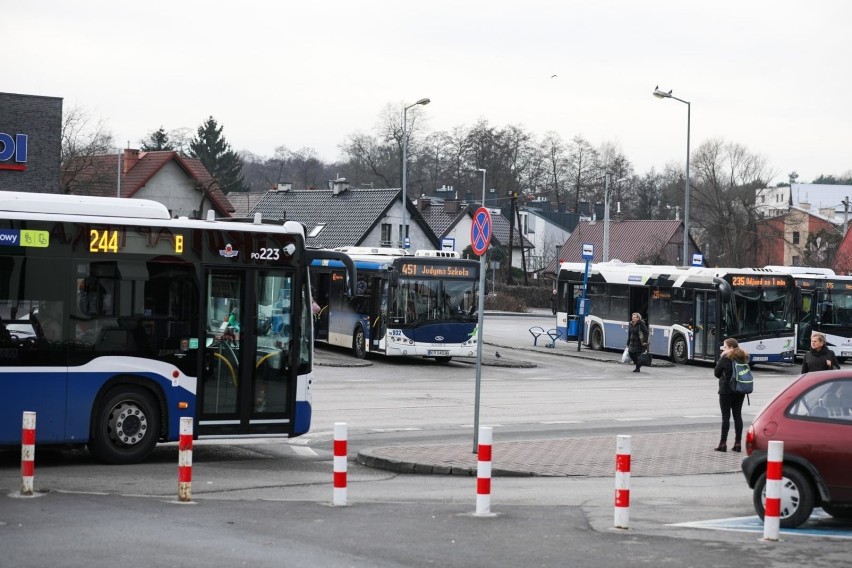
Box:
xmin=745 ymin=424 xmax=755 ymax=455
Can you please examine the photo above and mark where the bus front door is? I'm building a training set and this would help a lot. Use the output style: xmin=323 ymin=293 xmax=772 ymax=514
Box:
xmin=199 ymin=269 xmax=293 ymax=436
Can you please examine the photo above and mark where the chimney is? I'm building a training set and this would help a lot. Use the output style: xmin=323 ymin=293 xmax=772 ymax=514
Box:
xmin=819 ymin=207 xmax=835 ymax=219
xmin=799 ymin=201 xmax=811 ymax=212
xmin=276 ymin=182 xmax=292 ymax=192
xmin=123 ymin=149 xmax=141 ymax=174
xmin=330 ymin=178 xmax=350 ymax=196
xmin=444 ymin=200 xmax=460 ymax=214
xmin=418 ymin=197 xmax=431 ymax=210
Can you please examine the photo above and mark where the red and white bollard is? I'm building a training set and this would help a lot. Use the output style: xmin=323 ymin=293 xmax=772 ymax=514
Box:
xmin=475 ymin=426 xmax=493 ymax=516
xmin=763 ymin=440 xmax=784 ymax=541
xmin=178 ymin=417 xmax=193 ymax=502
xmin=21 ymin=411 xmax=36 ymax=496
xmin=333 ymin=422 xmax=347 ymax=506
xmin=614 ymin=435 xmax=631 ymax=529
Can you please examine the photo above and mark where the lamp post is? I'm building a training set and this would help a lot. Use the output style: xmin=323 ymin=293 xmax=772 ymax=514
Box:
xmin=602 ymin=174 xmax=628 ymax=262
xmin=653 ymin=86 xmax=691 ymax=265
xmin=401 ymin=97 xmax=431 ymax=248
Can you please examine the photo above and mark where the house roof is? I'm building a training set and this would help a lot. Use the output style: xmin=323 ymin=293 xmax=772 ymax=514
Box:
xmin=415 ymin=198 xmax=472 ymax=238
xmin=544 ymin=219 xmax=685 ymax=274
xmin=251 ymin=187 xmax=440 ymax=249
xmin=229 ymin=190 xmax=269 ymax=219
xmin=483 ymin=209 xmax=535 ymax=249
xmin=63 ymin=150 xmax=234 ymax=216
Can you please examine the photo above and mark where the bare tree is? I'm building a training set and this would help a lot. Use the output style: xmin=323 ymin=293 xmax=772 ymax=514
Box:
xmin=60 ymin=104 xmax=115 ymax=193
xmin=566 ymin=136 xmax=599 ymax=214
xmin=690 ymin=139 xmax=774 ymax=266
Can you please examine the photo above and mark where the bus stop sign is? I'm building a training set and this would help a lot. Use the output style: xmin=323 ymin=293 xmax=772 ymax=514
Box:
xmin=471 ymin=207 xmax=492 ymax=257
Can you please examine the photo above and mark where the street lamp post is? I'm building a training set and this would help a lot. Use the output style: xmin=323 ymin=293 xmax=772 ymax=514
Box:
xmin=602 ymin=174 xmax=628 ymax=262
xmin=401 ymin=97 xmax=431 ymax=248
xmin=653 ymin=86 xmax=691 ymax=265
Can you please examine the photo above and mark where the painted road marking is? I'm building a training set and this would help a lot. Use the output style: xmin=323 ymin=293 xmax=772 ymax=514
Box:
xmin=672 ymin=510 xmax=852 ymax=540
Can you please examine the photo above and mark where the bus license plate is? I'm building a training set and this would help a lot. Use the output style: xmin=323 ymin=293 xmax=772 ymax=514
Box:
xmin=428 ymin=350 xmax=449 ymax=356
xmin=842 ymin=351 xmax=852 ymax=357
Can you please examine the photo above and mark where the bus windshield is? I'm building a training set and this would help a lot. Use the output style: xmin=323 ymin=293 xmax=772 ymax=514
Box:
xmin=726 ymin=284 xmax=794 ymax=336
xmin=391 ymin=277 xmax=478 ymax=324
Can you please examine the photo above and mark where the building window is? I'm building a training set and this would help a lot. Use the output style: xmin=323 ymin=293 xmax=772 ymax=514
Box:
xmin=792 ymin=255 xmax=801 ymax=266
xmin=792 ymin=231 xmax=800 ymax=245
xmin=380 ymin=223 xmax=392 ymax=246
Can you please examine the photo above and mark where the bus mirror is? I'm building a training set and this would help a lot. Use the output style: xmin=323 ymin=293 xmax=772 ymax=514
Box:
xmin=714 ymin=277 xmax=732 ymax=303
xmin=388 ymin=269 xmax=399 ymax=288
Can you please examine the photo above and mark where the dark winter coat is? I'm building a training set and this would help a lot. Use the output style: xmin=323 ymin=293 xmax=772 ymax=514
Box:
xmin=626 ymin=320 xmax=649 ymax=354
xmin=801 ymin=345 xmax=840 ymax=373
xmin=714 ymin=351 xmax=750 ymax=395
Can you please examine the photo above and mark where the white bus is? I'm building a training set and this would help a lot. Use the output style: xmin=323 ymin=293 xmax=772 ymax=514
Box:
xmin=556 ymin=261 xmax=796 ymax=364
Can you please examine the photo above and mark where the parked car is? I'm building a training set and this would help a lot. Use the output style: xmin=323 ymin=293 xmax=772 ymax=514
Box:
xmin=741 ymin=370 xmax=852 ymax=528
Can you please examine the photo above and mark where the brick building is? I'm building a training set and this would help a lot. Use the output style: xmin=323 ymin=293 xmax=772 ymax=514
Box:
xmin=0 ymin=92 xmax=63 ymax=193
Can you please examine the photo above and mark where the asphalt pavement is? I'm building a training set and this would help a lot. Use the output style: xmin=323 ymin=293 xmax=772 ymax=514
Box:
xmin=313 ymin=309 xmax=751 ymax=478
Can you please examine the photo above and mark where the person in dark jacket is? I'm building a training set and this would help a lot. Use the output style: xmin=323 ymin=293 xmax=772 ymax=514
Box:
xmin=713 ymin=337 xmax=749 ymax=452
xmin=801 ymin=332 xmax=840 ymax=373
xmin=626 ymin=312 xmax=649 ymax=373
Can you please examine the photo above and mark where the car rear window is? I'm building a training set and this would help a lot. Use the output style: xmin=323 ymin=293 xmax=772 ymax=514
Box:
xmin=788 ymin=378 xmax=852 ymax=421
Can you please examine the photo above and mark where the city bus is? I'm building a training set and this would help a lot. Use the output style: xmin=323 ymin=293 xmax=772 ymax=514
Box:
xmin=766 ymin=266 xmax=852 ymax=359
xmin=0 ymin=191 xmax=353 ymax=464
xmin=555 ymin=261 xmax=796 ymax=364
xmin=310 ymin=247 xmax=480 ymax=362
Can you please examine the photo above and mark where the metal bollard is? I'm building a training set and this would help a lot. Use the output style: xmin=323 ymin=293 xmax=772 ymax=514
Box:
xmin=333 ymin=422 xmax=347 ymax=506
xmin=763 ymin=440 xmax=783 ymax=541
xmin=21 ymin=411 xmax=36 ymax=496
xmin=178 ymin=417 xmax=193 ymax=502
xmin=614 ymin=435 xmax=631 ymax=529
xmin=475 ymin=426 xmax=493 ymax=516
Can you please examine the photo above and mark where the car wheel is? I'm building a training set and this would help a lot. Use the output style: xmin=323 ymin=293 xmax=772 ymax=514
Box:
xmin=753 ymin=466 xmax=815 ymax=528
xmin=89 ymin=385 xmax=161 ymax=465
xmin=352 ymin=326 xmax=367 ymax=359
xmin=589 ymin=325 xmax=604 ymax=350
xmin=822 ymin=503 xmax=852 ymax=519
xmin=671 ymin=334 xmax=688 ymax=365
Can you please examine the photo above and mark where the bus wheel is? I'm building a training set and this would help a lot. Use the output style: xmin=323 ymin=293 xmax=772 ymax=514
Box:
xmin=839 ymin=357 xmax=848 ymax=364
xmin=89 ymin=385 xmax=160 ymax=465
xmin=589 ymin=325 xmax=604 ymax=350
xmin=352 ymin=327 xmax=367 ymax=359
xmin=671 ymin=334 xmax=689 ymax=365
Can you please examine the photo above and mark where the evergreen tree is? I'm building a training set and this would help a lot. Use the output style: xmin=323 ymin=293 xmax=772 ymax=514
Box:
xmin=140 ymin=127 xmax=174 ymax=151
xmin=190 ymin=116 xmax=248 ymax=194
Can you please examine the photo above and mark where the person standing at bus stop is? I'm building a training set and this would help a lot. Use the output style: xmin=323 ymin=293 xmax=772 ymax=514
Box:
xmin=626 ymin=312 xmax=649 ymax=373
xmin=801 ymin=332 xmax=840 ymax=373
xmin=713 ymin=338 xmax=749 ymax=452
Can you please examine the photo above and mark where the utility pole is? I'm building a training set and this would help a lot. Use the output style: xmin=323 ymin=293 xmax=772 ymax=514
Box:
xmin=843 ymin=196 xmax=850 ymax=236
xmin=514 ymin=192 xmax=528 ymax=285
xmin=507 ymin=191 xmax=515 ymax=285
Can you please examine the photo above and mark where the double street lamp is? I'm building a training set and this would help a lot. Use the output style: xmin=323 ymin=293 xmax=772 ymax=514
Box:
xmin=653 ymin=86 xmax=691 ymax=266
xmin=401 ymin=97 xmax=431 ymax=248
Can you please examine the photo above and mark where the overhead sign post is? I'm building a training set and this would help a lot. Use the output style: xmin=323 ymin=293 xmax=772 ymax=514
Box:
xmin=579 ymin=243 xmax=594 ymax=351
xmin=471 ymin=207 xmax=492 ymax=452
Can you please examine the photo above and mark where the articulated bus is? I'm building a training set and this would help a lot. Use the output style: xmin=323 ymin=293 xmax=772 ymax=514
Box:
xmin=766 ymin=266 xmax=852 ymax=359
xmin=0 ymin=191 xmax=353 ymax=464
xmin=555 ymin=261 xmax=797 ymax=364
xmin=310 ymin=247 xmax=480 ymax=361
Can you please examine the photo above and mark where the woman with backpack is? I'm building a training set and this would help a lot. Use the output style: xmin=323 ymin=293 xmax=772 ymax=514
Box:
xmin=713 ymin=337 xmax=749 ymax=452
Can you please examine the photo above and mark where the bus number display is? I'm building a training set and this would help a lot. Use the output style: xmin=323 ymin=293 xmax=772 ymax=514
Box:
xmin=399 ymin=262 xmax=474 ymax=279
xmin=90 ymin=229 xmax=119 ymax=253
xmin=731 ymin=276 xmax=787 ymax=287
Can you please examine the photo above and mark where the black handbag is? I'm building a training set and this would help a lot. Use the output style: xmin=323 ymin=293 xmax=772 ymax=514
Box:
xmin=638 ymin=351 xmax=652 ymax=366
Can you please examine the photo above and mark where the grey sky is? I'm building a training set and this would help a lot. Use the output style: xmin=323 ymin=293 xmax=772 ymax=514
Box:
xmin=8 ymin=1 xmax=851 ymax=184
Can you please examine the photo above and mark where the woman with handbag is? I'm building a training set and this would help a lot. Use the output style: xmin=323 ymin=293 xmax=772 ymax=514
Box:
xmin=626 ymin=312 xmax=649 ymax=373
xmin=713 ymin=337 xmax=750 ymax=452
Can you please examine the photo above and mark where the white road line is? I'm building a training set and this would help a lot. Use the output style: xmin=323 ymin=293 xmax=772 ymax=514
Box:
xmin=290 ymin=446 xmax=318 ymax=456
xmin=540 ymin=420 xmax=584 ymax=424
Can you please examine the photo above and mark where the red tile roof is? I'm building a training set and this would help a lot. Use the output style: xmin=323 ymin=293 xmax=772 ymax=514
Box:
xmin=63 ymin=150 xmax=234 ymax=215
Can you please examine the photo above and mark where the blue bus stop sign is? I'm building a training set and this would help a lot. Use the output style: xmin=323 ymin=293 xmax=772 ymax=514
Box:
xmin=581 ymin=243 xmax=594 ymax=261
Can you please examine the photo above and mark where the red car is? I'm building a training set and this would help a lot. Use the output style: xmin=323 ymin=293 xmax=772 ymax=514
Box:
xmin=741 ymin=370 xmax=852 ymax=528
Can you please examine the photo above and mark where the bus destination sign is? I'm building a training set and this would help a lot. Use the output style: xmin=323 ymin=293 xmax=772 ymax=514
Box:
xmin=399 ymin=262 xmax=475 ymax=279
xmin=730 ymin=275 xmax=788 ymax=287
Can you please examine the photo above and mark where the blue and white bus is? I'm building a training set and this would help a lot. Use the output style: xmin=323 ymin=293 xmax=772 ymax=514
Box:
xmin=311 ymin=247 xmax=480 ymax=362
xmin=766 ymin=266 xmax=852 ymax=359
xmin=0 ymin=191 xmax=353 ymax=463
xmin=556 ymin=261 xmax=796 ymax=364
